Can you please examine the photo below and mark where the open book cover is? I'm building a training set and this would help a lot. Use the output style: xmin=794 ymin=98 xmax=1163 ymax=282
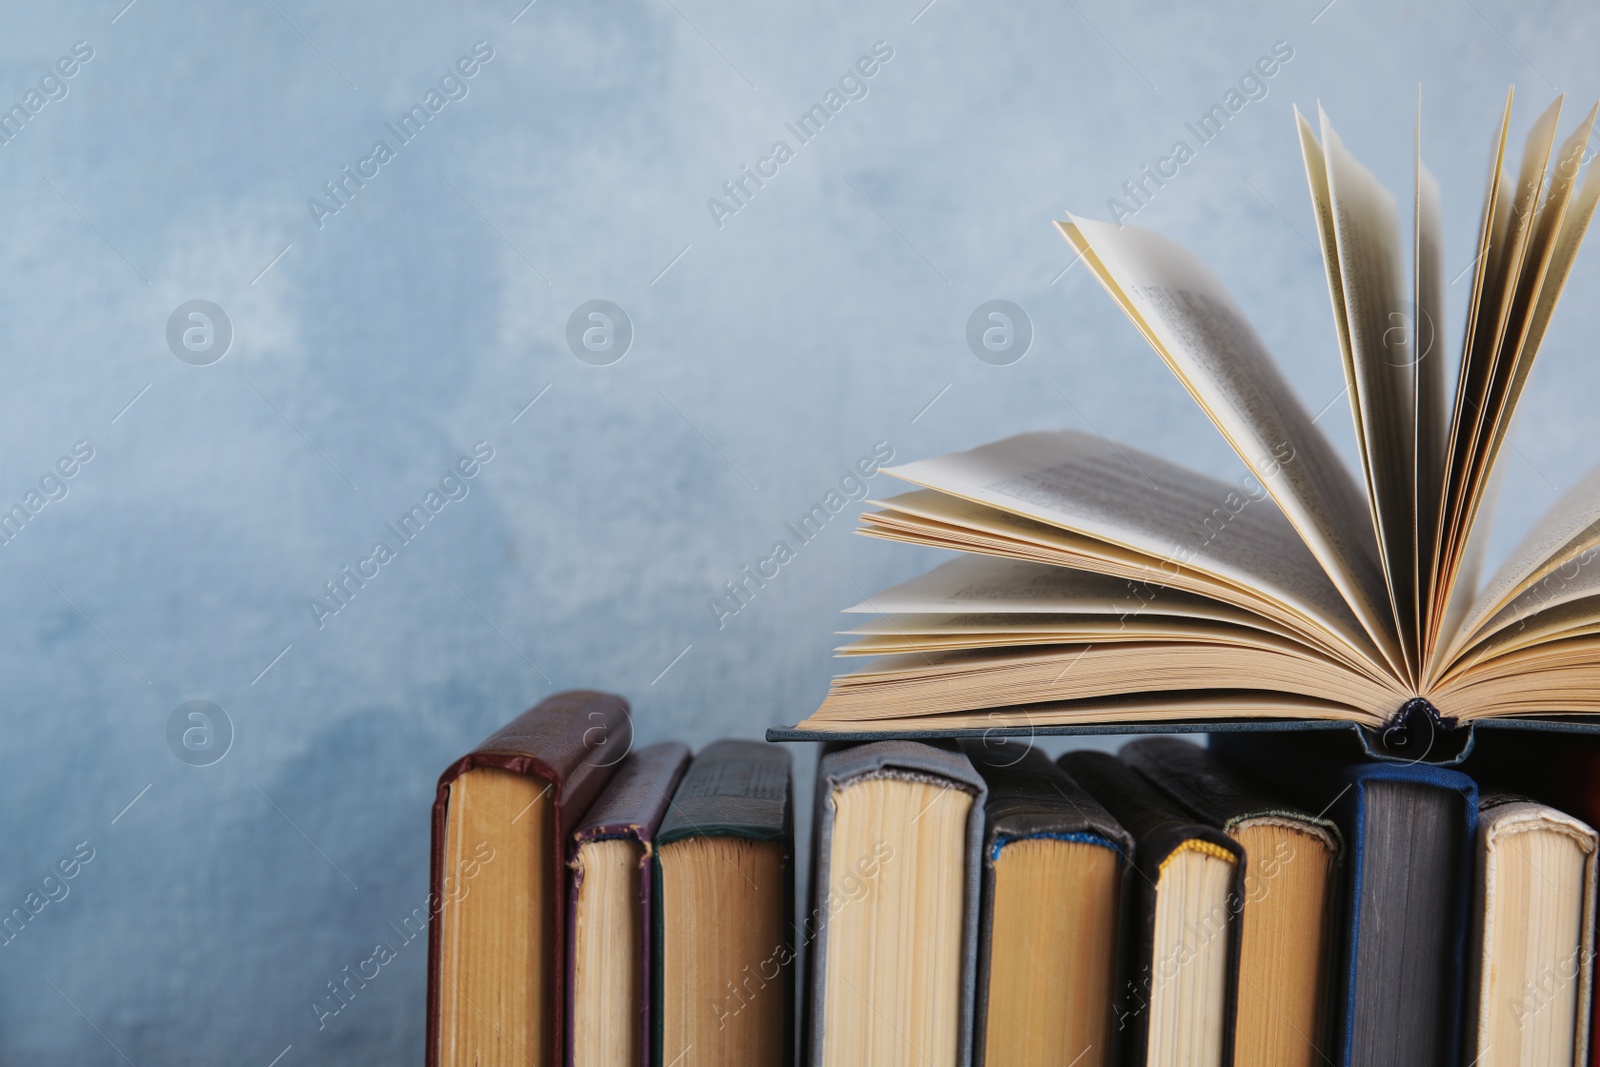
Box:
xmin=793 ymin=90 xmax=1600 ymax=736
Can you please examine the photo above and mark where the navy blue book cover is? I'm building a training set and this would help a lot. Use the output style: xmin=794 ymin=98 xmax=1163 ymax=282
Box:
xmin=1210 ymin=732 xmax=1477 ymax=1067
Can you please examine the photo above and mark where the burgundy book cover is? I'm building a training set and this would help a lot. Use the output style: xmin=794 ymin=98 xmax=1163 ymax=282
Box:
xmin=425 ymin=690 xmax=633 ymax=1067
xmin=563 ymin=741 xmax=692 ymax=1067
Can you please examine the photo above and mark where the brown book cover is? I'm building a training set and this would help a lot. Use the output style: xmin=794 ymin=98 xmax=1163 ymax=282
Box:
xmin=425 ymin=689 xmax=633 ymax=1067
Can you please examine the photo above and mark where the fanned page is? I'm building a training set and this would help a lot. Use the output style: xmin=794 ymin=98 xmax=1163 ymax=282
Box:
xmin=1432 ymin=90 xmax=1515 ymax=652
xmin=799 ymin=693 xmax=1373 ymax=733
xmin=836 ymin=556 xmax=1309 ymax=656
xmin=841 ymin=555 xmax=1278 ymax=627
xmin=1464 ymin=465 xmax=1600 ymax=625
xmin=1299 ymin=106 xmax=1418 ymax=672
xmin=1452 ymin=556 xmax=1600 ymax=680
xmin=877 ymin=430 xmax=1386 ymax=671
xmin=837 ymin=618 xmax=1299 ymax=658
xmin=1443 ymin=464 xmax=1600 ymax=668
xmin=1060 ymin=217 xmax=1403 ymax=677
xmin=1440 ymin=98 xmax=1564 ymax=622
xmin=1471 ymin=104 xmax=1600 ymax=511
xmin=1414 ymin=100 xmax=1447 ymax=641
xmin=1434 ymin=102 xmax=1600 ymax=675
xmin=812 ymin=643 xmax=1404 ymax=725
xmin=1435 ymin=636 xmax=1600 ymax=719
xmin=1467 ymin=96 xmax=1563 ymax=434
xmin=1438 ymin=453 xmax=1508 ymax=665
xmin=1514 ymin=118 xmax=1600 ymax=386
xmin=858 ymin=488 xmax=1380 ymax=674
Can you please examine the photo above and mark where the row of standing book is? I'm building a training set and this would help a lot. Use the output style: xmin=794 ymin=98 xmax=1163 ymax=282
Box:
xmin=422 ymin=691 xmax=1600 ymax=1067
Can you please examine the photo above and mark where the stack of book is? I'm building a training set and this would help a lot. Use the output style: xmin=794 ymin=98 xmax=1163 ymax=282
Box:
xmin=425 ymin=91 xmax=1600 ymax=1066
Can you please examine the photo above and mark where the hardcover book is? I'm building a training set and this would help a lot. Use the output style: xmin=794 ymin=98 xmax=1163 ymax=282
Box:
xmin=652 ymin=740 xmax=793 ymax=1067
xmin=427 ymin=690 xmax=632 ymax=1067
xmin=1464 ymin=791 xmax=1597 ymax=1067
xmin=1058 ymin=750 xmax=1244 ymax=1067
xmin=566 ymin=741 xmax=691 ymax=1067
xmin=803 ymin=741 xmax=987 ymax=1067
xmin=791 ymin=91 xmax=1600 ymax=736
xmin=1467 ymin=732 xmax=1600 ymax=1065
xmin=1121 ymin=737 xmax=1341 ymax=1067
xmin=1210 ymin=732 xmax=1477 ymax=1067
xmin=962 ymin=740 xmax=1132 ymax=1067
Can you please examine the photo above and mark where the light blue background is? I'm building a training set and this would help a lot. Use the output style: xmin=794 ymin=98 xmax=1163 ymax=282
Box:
xmin=2 ymin=0 xmax=1597 ymax=1062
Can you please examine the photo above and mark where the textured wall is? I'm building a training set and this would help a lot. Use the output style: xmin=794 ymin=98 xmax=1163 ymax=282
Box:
xmin=2 ymin=0 xmax=1597 ymax=1062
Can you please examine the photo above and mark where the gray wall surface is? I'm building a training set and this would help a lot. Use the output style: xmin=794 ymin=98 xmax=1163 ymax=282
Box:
xmin=2 ymin=0 xmax=1596 ymax=1062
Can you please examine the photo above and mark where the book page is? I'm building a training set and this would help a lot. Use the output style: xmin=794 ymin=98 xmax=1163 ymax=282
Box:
xmin=842 ymin=608 xmax=1283 ymax=637
xmin=839 ymin=601 xmax=1309 ymax=657
xmin=1433 ymin=90 xmax=1515 ymax=647
xmin=1476 ymin=104 xmax=1600 ymax=484
xmin=1319 ymin=106 xmax=1418 ymax=666
xmin=882 ymin=431 xmax=1385 ymax=669
xmin=840 ymin=555 xmax=1301 ymax=638
xmin=1448 ymin=462 xmax=1600 ymax=657
xmin=798 ymin=691 xmax=1377 ymax=732
xmin=1446 ymin=595 xmax=1600 ymax=681
xmin=1516 ymin=126 xmax=1600 ymax=385
xmin=1437 ymin=451 xmax=1507 ymax=667
xmin=836 ymin=614 xmax=1301 ymax=656
xmin=1463 ymin=556 xmax=1600 ymax=661
xmin=1433 ymin=638 xmax=1600 ymax=719
xmin=1060 ymin=218 xmax=1400 ymax=676
xmin=1414 ymin=97 xmax=1448 ymax=638
xmin=1477 ymin=95 xmax=1564 ymax=395
xmin=1295 ymin=107 xmax=1358 ymax=435
xmin=1447 ymin=97 xmax=1565 ymax=593
xmin=818 ymin=640 xmax=1406 ymax=723
xmin=858 ymin=495 xmax=1384 ymax=678
xmin=862 ymin=490 xmax=1233 ymax=590
xmin=862 ymin=489 xmax=1200 ymax=579
xmin=841 ymin=554 xmax=1205 ymax=615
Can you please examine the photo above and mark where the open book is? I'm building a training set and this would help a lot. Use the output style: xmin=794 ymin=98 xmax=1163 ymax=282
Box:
xmin=799 ymin=91 xmax=1600 ymax=734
